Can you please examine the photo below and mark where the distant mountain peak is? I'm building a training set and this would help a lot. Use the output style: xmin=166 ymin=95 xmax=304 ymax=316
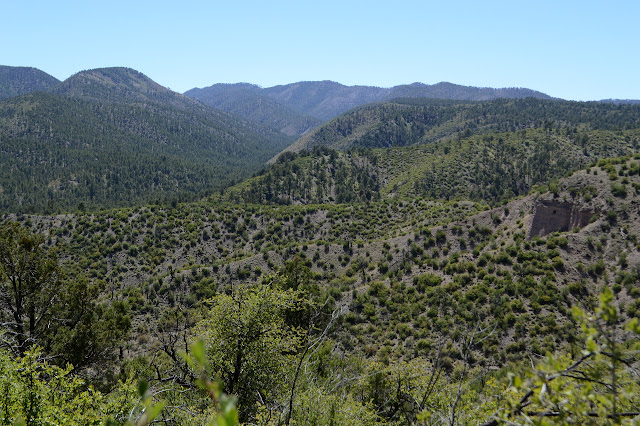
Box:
xmin=185 ymin=82 xmax=322 ymax=136
xmin=185 ymin=79 xmax=554 ymax=136
xmin=212 ymin=82 xmax=261 ymax=89
xmin=59 ymin=67 xmax=163 ymax=93
xmin=0 ymin=65 xmax=60 ymax=100
xmin=53 ymin=67 xmax=195 ymax=108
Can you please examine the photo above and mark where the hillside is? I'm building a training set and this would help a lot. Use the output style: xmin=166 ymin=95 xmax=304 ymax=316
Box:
xmin=53 ymin=67 xmax=190 ymax=106
xmin=280 ymin=97 xmax=640 ymax=156
xmin=4 ymin=153 xmax=640 ymax=423
xmin=261 ymin=80 xmax=387 ymax=121
xmin=227 ymin=127 xmax=640 ymax=206
xmin=601 ymin=99 xmax=640 ymax=105
xmin=3 ymin=67 xmax=640 ymax=424
xmin=387 ymin=81 xmax=551 ymax=101
xmin=0 ymin=65 xmax=60 ymax=100
xmin=184 ymin=83 xmax=322 ymax=136
xmin=0 ymin=68 xmax=294 ymax=213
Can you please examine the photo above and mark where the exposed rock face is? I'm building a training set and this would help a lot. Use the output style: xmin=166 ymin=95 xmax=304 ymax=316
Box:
xmin=528 ymin=200 xmax=592 ymax=239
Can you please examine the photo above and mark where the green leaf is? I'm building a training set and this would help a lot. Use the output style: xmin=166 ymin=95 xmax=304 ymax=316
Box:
xmin=626 ymin=317 xmax=640 ymax=335
xmin=145 ymin=400 xmax=167 ymax=423
xmin=192 ymin=339 xmax=207 ymax=369
xmin=599 ymin=287 xmax=613 ymax=306
xmin=571 ymin=305 xmax=585 ymax=321
xmin=138 ymin=380 xmax=148 ymax=398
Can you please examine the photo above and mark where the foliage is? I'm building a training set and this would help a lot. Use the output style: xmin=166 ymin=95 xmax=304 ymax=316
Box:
xmin=0 ymin=65 xmax=59 ymax=100
xmin=290 ymin=97 xmax=640 ymax=154
xmin=0 ymin=222 xmax=130 ymax=374
xmin=259 ymin=128 xmax=639 ymax=206
xmin=182 ymin=340 xmax=239 ymax=426
xmin=194 ymin=277 xmax=309 ymax=422
xmin=0 ymin=222 xmax=62 ymax=356
xmin=489 ymin=288 xmax=640 ymax=425
xmin=0 ymin=346 xmax=139 ymax=425
xmin=227 ymin=146 xmax=381 ymax=205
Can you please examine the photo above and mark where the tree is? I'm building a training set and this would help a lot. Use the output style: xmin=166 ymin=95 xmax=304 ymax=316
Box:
xmin=0 ymin=222 xmax=130 ymax=374
xmin=194 ymin=277 xmax=308 ymax=422
xmin=282 ymin=254 xmax=313 ymax=291
xmin=0 ymin=222 xmax=62 ymax=356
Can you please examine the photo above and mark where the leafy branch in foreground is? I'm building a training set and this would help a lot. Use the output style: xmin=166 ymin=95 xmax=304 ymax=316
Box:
xmin=484 ymin=287 xmax=640 ymax=425
xmin=0 ymin=346 xmax=139 ymax=425
xmin=183 ymin=340 xmax=239 ymax=426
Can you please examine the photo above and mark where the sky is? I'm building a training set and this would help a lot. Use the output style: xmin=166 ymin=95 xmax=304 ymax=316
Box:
xmin=2 ymin=0 xmax=639 ymax=101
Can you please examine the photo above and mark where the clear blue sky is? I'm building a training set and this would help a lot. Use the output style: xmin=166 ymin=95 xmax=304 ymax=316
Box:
xmin=3 ymin=0 xmax=639 ymax=100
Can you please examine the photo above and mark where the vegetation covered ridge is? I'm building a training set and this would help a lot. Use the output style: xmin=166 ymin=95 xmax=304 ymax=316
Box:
xmin=0 ymin=68 xmax=294 ymax=213
xmin=2 ymin=154 xmax=640 ymax=423
xmin=187 ymin=80 xmax=552 ymax=127
xmin=235 ymin=127 xmax=639 ymax=206
xmin=280 ymin=97 xmax=640 ymax=156
xmin=0 ymin=65 xmax=60 ymax=100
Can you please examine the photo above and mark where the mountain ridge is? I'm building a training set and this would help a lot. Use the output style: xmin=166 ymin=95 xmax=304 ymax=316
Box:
xmin=185 ymin=80 xmax=553 ymax=136
xmin=0 ymin=67 xmax=294 ymax=212
xmin=184 ymin=83 xmax=322 ymax=136
xmin=54 ymin=67 xmax=213 ymax=111
xmin=0 ymin=65 xmax=60 ymax=100
xmin=276 ymin=97 xmax=640 ymax=158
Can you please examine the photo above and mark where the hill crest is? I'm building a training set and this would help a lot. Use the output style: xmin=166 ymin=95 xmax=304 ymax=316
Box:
xmin=0 ymin=65 xmax=60 ymax=100
xmin=0 ymin=67 xmax=294 ymax=212
xmin=53 ymin=67 xmax=199 ymax=109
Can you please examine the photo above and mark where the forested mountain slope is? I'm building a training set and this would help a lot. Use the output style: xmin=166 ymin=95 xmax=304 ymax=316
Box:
xmin=262 ymin=80 xmax=551 ymax=121
xmin=0 ymin=68 xmax=294 ymax=213
xmin=236 ymin=127 xmax=639 ymax=206
xmin=601 ymin=99 xmax=640 ymax=105
xmin=387 ymin=81 xmax=551 ymax=101
xmin=184 ymin=83 xmax=322 ymax=136
xmin=261 ymin=80 xmax=388 ymax=121
xmin=280 ymin=97 xmax=640 ymax=156
xmin=0 ymin=65 xmax=60 ymax=100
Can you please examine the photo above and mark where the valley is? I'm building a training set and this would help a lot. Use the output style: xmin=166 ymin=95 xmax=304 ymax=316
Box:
xmin=1 ymin=65 xmax=640 ymax=424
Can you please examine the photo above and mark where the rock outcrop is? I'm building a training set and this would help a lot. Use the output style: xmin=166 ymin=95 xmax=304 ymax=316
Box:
xmin=528 ymin=200 xmax=592 ymax=239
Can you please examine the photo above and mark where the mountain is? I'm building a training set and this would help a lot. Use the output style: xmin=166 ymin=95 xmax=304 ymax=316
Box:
xmin=261 ymin=80 xmax=389 ymax=121
xmin=184 ymin=83 xmax=322 ymax=136
xmin=185 ymin=80 xmax=553 ymax=135
xmin=262 ymin=80 xmax=552 ymax=121
xmin=0 ymin=65 xmax=60 ymax=100
xmin=279 ymin=97 xmax=640 ymax=156
xmin=386 ymin=81 xmax=551 ymax=101
xmin=53 ymin=67 xmax=185 ymax=105
xmin=0 ymin=67 xmax=294 ymax=213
